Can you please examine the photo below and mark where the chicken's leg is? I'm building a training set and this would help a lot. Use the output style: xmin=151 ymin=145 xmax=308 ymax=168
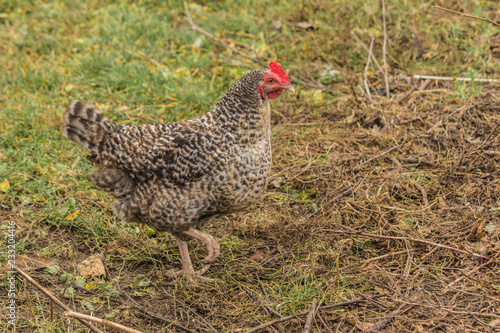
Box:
xmin=183 ymin=228 xmax=221 ymax=263
xmin=171 ymin=236 xmax=212 ymax=282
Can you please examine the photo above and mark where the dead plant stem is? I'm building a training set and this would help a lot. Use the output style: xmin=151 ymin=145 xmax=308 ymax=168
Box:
xmin=336 ymin=228 xmax=493 ymax=261
xmin=366 ymin=292 xmax=420 ymax=332
xmin=432 ymin=5 xmax=500 ymax=28
xmin=243 ymin=295 xmax=384 ymax=333
xmin=352 ymin=32 xmax=385 ymax=78
xmin=350 ymin=144 xmax=403 ymax=172
xmin=363 ymin=38 xmax=375 ymax=103
xmin=13 ymin=267 xmax=104 ymax=333
xmin=303 ymin=298 xmax=318 ymax=333
xmin=64 ymin=311 xmax=144 ymax=333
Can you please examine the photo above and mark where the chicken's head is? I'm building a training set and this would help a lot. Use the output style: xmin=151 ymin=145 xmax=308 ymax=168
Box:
xmin=257 ymin=62 xmax=295 ymax=100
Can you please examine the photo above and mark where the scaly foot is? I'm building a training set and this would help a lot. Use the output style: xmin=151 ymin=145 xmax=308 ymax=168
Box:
xmin=168 ymin=265 xmax=212 ymax=283
xmin=183 ymin=228 xmax=221 ymax=263
xmin=172 ymin=236 xmax=214 ymax=283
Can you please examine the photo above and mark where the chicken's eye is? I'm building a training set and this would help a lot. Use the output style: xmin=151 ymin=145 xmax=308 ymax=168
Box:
xmin=268 ymin=78 xmax=274 ymax=83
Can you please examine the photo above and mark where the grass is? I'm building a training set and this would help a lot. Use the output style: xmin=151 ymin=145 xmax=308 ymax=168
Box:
xmin=1 ymin=0 xmax=500 ymax=332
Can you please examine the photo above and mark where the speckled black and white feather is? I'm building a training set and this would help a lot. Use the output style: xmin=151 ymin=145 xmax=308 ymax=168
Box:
xmin=63 ymin=69 xmax=273 ymax=232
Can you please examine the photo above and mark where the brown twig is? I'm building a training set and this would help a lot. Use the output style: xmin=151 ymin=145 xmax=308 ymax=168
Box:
xmin=355 ymin=292 xmax=388 ymax=309
xmin=303 ymin=298 xmax=318 ymax=333
xmin=350 ymin=144 xmax=403 ymax=172
xmin=366 ymin=292 xmax=421 ymax=332
xmin=13 ymin=267 xmax=104 ymax=333
xmin=320 ymin=294 xmax=385 ymax=310
xmin=432 ymin=5 xmax=500 ymax=28
xmin=397 ymin=297 xmax=500 ymax=318
xmin=361 ymin=249 xmax=415 ymax=268
xmin=335 ymin=228 xmax=493 ymax=261
xmin=405 ymin=79 xmax=431 ymax=108
xmin=256 ymin=275 xmax=269 ymax=301
xmin=309 ymin=175 xmax=367 ymax=217
xmin=99 ymin=259 xmax=196 ymax=333
xmin=446 ymin=250 xmax=500 ymax=288
xmin=396 ymin=85 xmax=417 ymax=104
xmin=243 ymin=295 xmax=384 ymax=333
xmin=76 ymin=273 xmax=196 ymax=333
xmin=367 ymin=303 xmax=408 ymax=332
xmin=255 ymin=275 xmax=285 ymax=333
xmin=413 ymin=74 xmax=499 ymax=83
xmin=374 ymin=264 xmax=400 ymax=292
xmin=248 ymin=290 xmax=285 ymax=333
xmin=409 ymin=179 xmax=429 ymax=206
xmin=64 ymin=311 xmax=144 ymax=333
xmin=403 ymin=240 xmax=414 ymax=278
xmin=420 ymin=246 xmax=440 ymax=260
xmin=316 ymin=311 xmax=334 ymax=332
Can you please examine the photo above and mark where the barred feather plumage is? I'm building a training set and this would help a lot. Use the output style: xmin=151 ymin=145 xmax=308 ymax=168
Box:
xmin=62 ymin=64 xmax=293 ymax=280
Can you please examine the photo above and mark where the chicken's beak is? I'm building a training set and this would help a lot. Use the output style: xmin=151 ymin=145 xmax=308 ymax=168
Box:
xmin=285 ymin=84 xmax=295 ymax=93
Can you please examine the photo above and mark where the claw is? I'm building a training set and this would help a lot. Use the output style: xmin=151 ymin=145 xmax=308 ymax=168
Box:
xmin=173 ymin=235 xmax=214 ymax=283
xmin=202 ymin=240 xmax=220 ymax=263
xmin=168 ymin=265 xmax=213 ymax=283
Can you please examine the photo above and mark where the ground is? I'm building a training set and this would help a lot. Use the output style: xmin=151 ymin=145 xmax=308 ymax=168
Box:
xmin=1 ymin=0 xmax=500 ymax=332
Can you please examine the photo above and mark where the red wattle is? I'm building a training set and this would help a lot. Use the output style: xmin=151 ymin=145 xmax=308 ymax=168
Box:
xmin=257 ymin=85 xmax=266 ymax=99
xmin=267 ymin=90 xmax=283 ymax=99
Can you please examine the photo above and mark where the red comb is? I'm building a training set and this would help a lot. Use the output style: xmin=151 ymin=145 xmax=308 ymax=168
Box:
xmin=269 ymin=62 xmax=290 ymax=84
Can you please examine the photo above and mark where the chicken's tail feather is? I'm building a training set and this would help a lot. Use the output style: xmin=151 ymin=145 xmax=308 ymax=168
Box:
xmin=62 ymin=100 xmax=116 ymax=154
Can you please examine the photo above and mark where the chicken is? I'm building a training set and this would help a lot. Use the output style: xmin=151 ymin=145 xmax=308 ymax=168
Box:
xmin=62 ymin=62 xmax=294 ymax=282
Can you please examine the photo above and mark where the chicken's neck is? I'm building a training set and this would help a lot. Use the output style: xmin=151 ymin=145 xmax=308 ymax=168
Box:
xmin=206 ymin=96 xmax=270 ymax=146
xmin=203 ymin=69 xmax=271 ymax=146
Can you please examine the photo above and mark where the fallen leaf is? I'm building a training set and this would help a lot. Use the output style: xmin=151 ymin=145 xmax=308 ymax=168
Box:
xmin=60 ymin=272 xmax=74 ymax=284
xmin=80 ymin=299 xmax=95 ymax=311
xmin=63 ymin=286 xmax=75 ymax=298
xmin=66 ymin=210 xmax=79 ymax=221
xmin=74 ymin=278 xmax=86 ymax=288
xmin=485 ymin=223 xmax=496 ymax=234
xmin=145 ymin=227 xmax=156 ymax=236
xmin=76 ymin=255 xmax=107 ymax=278
xmin=64 ymin=84 xmax=75 ymax=92
xmin=0 ymin=178 xmax=10 ymax=192
xmin=469 ymin=220 xmax=487 ymax=240
xmin=45 ymin=265 xmax=60 ymax=275
xmin=301 ymin=188 xmax=316 ymax=200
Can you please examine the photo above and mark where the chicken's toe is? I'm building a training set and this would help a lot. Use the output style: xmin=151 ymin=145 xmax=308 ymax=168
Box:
xmin=202 ymin=239 xmax=221 ymax=263
xmin=168 ymin=265 xmax=213 ymax=283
